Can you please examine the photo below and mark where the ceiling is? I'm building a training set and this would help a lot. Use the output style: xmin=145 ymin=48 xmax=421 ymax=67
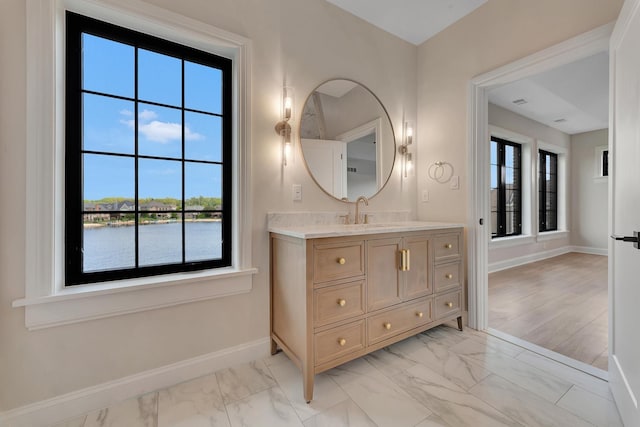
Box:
xmin=488 ymin=52 xmax=609 ymax=135
xmin=325 ymin=1 xmax=609 ymax=135
xmin=325 ymin=0 xmax=487 ymax=45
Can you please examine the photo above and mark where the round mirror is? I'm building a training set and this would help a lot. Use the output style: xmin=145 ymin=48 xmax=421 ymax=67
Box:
xmin=299 ymin=79 xmax=396 ymax=201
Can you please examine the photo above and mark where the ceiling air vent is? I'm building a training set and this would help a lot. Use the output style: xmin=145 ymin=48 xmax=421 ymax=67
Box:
xmin=554 ymin=118 xmax=567 ymax=123
xmin=512 ymin=98 xmax=528 ymax=105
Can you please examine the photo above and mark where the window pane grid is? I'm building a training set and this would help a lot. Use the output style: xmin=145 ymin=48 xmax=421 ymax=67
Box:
xmin=539 ymin=150 xmax=558 ymax=232
xmin=491 ymin=137 xmax=522 ymax=238
xmin=67 ymin=12 xmax=231 ymax=285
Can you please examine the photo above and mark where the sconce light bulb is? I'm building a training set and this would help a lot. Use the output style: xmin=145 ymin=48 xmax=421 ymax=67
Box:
xmin=284 ymin=140 xmax=292 ymax=166
xmin=284 ymin=96 xmax=293 ymax=120
xmin=406 ymin=125 xmax=413 ymax=145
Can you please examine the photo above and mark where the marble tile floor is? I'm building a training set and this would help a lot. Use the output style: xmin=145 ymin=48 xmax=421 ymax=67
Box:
xmin=52 ymin=325 xmax=623 ymax=427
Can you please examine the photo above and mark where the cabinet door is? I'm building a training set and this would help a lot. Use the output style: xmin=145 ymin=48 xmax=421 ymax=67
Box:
xmin=367 ymin=237 xmax=402 ymax=311
xmin=403 ymin=235 xmax=431 ymax=300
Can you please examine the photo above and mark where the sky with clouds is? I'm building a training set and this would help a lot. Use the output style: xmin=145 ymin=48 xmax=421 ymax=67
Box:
xmin=81 ymin=33 xmax=224 ymax=202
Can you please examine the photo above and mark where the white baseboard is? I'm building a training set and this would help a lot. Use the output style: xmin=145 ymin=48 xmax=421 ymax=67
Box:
xmin=0 ymin=337 xmax=271 ymax=427
xmin=488 ymin=247 xmax=571 ymax=273
xmin=570 ymin=245 xmax=608 ymax=256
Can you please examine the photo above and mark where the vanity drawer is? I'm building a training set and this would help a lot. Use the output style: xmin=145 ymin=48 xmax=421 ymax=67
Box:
xmin=434 ymin=261 xmax=462 ymax=293
xmin=434 ymin=233 xmax=461 ymax=262
xmin=367 ymin=298 xmax=432 ymax=345
xmin=314 ymin=320 xmax=365 ymax=366
xmin=434 ymin=290 xmax=462 ymax=320
xmin=314 ymin=241 xmax=365 ymax=283
xmin=314 ymin=280 xmax=365 ymax=327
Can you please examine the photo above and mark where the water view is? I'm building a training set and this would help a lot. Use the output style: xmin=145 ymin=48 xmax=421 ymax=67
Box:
xmin=83 ymin=221 xmax=222 ymax=272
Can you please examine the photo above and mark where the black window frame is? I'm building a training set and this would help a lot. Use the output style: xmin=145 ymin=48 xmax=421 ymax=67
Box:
xmin=539 ymin=149 xmax=558 ymax=232
xmin=65 ymin=11 xmax=233 ymax=286
xmin=491 ymin=137 xmax=522 ymax=239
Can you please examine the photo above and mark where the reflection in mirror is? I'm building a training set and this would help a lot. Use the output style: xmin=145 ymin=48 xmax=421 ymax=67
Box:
xmin=300 ymin=79 xmax=395 ymax=201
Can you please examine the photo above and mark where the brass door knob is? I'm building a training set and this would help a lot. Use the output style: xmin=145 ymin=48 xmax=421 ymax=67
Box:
xmin=338 ymin=338 xmax=347 ymax=346
xmin=445 ymin=302 xmax=453 ymax=308
xmin=445 ymin=274 xmax=453 ymax=279
xmin=416 ymin=312 xmax=424 ymax=318
xmin=337 ymin=299 xmax=347 ymax=307
xmin=445 ymin=244 xmax=453 ymax=249
xmin=337 ymin=257 xmax=346 ymax=265
xmin=383 ymin=322 xmax=392 ymax=330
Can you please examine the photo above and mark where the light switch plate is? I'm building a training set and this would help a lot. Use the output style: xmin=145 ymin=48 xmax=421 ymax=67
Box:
xmin=421 ymin=190 xmax=429 ymax=202
xmin=292 ymin=184 xmax=302 ymax=201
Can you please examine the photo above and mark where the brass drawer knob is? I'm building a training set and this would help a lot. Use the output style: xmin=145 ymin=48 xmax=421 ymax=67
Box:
xmin=416 ymin=312 xmax=423 ymax=318
xmin=337 ymin=257 xmax=346 ymax=265
xmin=445 ymin=302 xmax=453 ymax=308
xmin=445 ymin=243 xmax=453 ymax=249
xmin=337 ymin=299 xmax=346 ymax=307
xmin=338 ymin=338 xmax=347 ymax=346
xmin=445 ymin=274 xmax=453 ymax=279
xmin=383 ymin=322 xmax=392 ymax=330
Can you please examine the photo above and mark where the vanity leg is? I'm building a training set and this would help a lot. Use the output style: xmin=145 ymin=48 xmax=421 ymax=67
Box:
xmin=303 ymin=366 xmax=314 ymax=403
xmin=270 ymin=337 xmax=278 ymax=355
xmin=457 ymin=316 xmax=463 ymax=331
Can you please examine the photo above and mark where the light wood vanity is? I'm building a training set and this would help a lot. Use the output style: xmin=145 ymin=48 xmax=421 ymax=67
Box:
xmin=269 ymin=222 xmax=464 ymax=402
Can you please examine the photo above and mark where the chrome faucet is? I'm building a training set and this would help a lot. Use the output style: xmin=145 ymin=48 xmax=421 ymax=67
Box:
xmin=354 ymin=196 xmax=369 ymax=224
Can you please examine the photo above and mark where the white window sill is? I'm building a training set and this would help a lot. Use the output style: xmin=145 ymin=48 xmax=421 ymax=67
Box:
xmin=13 ymin=267 xmax=258 ymax=330
xmin=489 ymin=235 xmax=535 ymax=249
xmin=537 ymin=230 xmax=569 ymax=242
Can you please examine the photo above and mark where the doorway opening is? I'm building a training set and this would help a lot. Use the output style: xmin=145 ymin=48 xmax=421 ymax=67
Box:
xmin=467 ymin=24 xmax=613 ymax=379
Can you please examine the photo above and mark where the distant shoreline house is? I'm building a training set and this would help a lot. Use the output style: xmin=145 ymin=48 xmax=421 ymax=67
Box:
xmin=140 ymin=201 xmax=177 ymax=219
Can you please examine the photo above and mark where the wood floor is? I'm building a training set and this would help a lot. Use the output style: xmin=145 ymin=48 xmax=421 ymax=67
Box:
xmin=489 ymin=252 xmax=608 ymax=370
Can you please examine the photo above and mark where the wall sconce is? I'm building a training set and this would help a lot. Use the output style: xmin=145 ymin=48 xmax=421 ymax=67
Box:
xmin=275 ymin=86 xmax=294 ymax=166
xmin=399 ymin=121 xmax=414 ymax=177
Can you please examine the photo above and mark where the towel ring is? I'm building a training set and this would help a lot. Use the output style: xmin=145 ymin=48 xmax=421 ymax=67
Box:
xmin=428 ymin=161 xmax=454 ymax=183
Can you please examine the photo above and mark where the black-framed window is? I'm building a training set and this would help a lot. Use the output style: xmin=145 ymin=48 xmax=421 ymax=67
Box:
xmin=65 ymin=12 xmax=232 ymax=285
xmin=490 ymin=137 xmax=522 ymax=238
xmin=602 ymin=150 xmax=609 ymax=177
xmin=539 ymin=150 xmax=558 ymax=232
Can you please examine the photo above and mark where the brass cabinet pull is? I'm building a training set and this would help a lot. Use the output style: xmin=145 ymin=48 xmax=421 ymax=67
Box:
xmin=337 ymin=257 xmax=346 ymax=265
xmin=337 ymin=299 xmax=346 ymax=307
xmin=338 ymin=338 xmax=347 ymax=346
xmin=399 ymin=249 xmax=411 ymax=271
xmin=405 ymin=249 xmax=410 ymax=271
xmin=445 ymin=273 xmax=453 ymax=279
xmin=383 ymin=322 xmax=392 ymax=330
xmin=416 ymin=312 xmax=424 ymax=318
xmin=445 ymin=302 xmax=453 ymax=308
xmin=445 ymin=243 xmax=453 ymax=249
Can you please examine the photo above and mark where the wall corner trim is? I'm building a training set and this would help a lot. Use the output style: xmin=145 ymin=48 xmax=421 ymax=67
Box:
xmin=0 ymin=337 xmax=271 ymax=427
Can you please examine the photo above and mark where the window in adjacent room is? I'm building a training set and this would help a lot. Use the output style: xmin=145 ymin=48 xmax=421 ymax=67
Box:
xmin=490 ymin=137 xmax=522 ymax=238
xmin=539 ymin=150 xmax=558 ymax=232
xmin=65 ymin=12 xmax=232 ymax=285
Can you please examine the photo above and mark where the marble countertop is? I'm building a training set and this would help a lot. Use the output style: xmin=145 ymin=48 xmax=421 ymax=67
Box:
xmin=268 ymin=221 xmax=464 ymax=239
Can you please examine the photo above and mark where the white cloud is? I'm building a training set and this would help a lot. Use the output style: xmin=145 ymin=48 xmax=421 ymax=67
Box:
xmin=118 ymin=108 xmax=203 ymax=143
xmin=139 ymin=109 xmax=158 ymax=121
xmin=119 ymin=109 xmax=133 ymax=117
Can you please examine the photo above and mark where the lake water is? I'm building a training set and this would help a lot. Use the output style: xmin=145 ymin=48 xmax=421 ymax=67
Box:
xmin=83 ymin=222 xmax=222 ymax=272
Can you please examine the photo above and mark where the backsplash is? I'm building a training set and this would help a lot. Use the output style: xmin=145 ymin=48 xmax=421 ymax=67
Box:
xmin=266 ymin=211 xmax=411 ymax=227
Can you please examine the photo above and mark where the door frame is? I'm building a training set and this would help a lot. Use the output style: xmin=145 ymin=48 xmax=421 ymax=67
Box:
xmin=608 ymin=0 xmax=640 ymax=421
xmin=467 ymin=23 xmax=614 ymax=330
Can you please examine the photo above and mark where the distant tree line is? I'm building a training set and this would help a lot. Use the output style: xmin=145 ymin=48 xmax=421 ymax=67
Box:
xmin=84 ymin=196 xmax=222 ymax=210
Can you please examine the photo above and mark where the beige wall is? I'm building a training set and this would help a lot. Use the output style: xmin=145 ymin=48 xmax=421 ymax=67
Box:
xmin=571 ymin=129 xmax=609 ymax=250
xmin=416 ymin=0 xmax=622 ymax=223
xmin=0 ymin=0 xmax=417 ymax=411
